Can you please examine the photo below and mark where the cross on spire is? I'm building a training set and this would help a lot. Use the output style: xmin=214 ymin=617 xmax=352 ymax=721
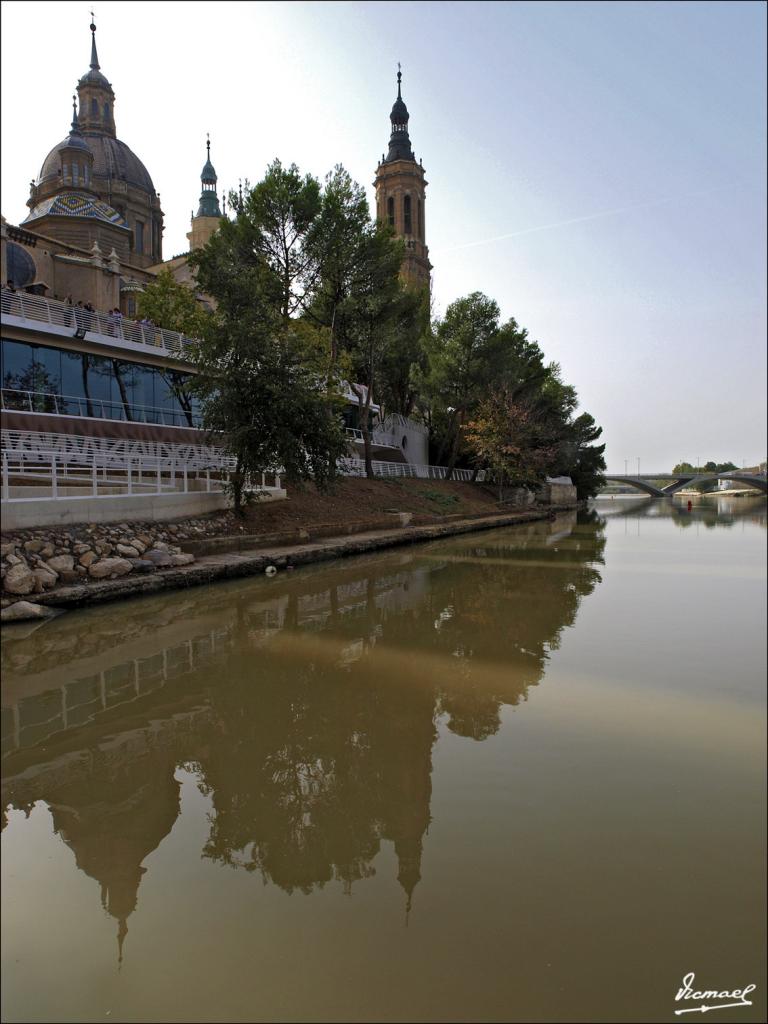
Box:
xmin=397 ymin=62 xmax=402 ymax=96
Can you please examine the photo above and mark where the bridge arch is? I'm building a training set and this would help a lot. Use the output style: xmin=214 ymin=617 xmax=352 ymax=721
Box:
xmin=604 ymin=473 xmax=767 ymax=496
xmin=678 ymin=473 xmax=767 ymax=494
xmin=603 ymin=475 xmax=664 ymax=497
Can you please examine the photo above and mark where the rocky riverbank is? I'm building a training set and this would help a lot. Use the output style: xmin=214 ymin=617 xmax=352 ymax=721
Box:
xmin=1 ymin=507 xmax=572 ymax=620
xmin=1 ymin=521 xmax=196 ymax=608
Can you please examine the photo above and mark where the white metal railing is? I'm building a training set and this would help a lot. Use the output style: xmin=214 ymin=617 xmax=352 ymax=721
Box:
xmin=338 ymin=458 xmax=486 ymax=483
xmin=344 ymin=427 xmax=400 ymax=449
xmin=1 ymin=388 xmax=201 ymax=429
xmin=379 ymin=412 xmax=429 ymax=436
xmin=1 ymin=429 xmax=236 ymax=470
xmin=1 ymin=432 xmax=485 ymax=505
xmin=1 ymin=448 xmax=282 ymax=504
xmin=1 ymin=288 xmax=199 ymax=360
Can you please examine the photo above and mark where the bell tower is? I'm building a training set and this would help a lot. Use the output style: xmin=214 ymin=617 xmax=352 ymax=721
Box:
xmin=187 ymin=135 xmax=222 ymax=251
xmin=374 ymin=67 xmax=431 ymax=292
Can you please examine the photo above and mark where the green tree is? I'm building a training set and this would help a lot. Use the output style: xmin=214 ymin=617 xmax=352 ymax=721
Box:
xmin=421 ymin=292 xmax=505 ymax=477
xmin=564 ymin=413 xmax=606 ymax=500
xmin=138 ymin=266 xmax=210 ymax=339
xmin=377 ymin=285 xmax=430 ymax=417
xmin=422 ymin=294 xmax=565 ymax=478
xmin=343 ymin=224 xmax=405 ymax=477
xmin=189 ymin=172 xmax=346 ymax=513
xmin=235 ymin=160 xmax=323 ymax=323
xmin=305 ymin=166 xmax=370 ymax=363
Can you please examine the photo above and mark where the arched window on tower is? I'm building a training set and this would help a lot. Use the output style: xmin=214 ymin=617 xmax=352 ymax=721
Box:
xmin=103 ymin=103 xmax=110 ymax=121
xmin=387 ymin=196 xmax=395 ymax=228
xmin=418 ymin=199 xmax=423 ymax=240
xmin=404 ymin=195 xmax=412 ymax=235
xmin=72 ymin=162 xmax=79 ymax=187
xmin=91 ymin=98 xmax=98 ymax=116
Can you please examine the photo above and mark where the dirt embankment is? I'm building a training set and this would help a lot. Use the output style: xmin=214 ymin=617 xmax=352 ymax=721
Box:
xmin=227 ymin=477 xmax=502 ymax=534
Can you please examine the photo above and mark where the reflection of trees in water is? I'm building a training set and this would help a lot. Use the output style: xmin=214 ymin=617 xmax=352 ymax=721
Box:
xmin=194 ymin=513 xmax=606 ymax=897
xmin=2 ymin=514 xmax=606 ymax=941
xmin=595 ymin=496 xmax=766 ymax=529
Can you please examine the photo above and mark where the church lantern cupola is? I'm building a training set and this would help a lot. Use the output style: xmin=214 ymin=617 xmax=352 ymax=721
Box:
xmin=76 ymin=16 xmax=116 ymax=137
xmin=374 ymin=66 xmax=432 ymax=292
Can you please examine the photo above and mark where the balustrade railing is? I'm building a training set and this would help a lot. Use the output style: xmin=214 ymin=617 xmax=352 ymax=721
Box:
xmin=1 ymin=288 xmax=198 ymax=360
xmin=344 ymin=427 xmax=401 ymax=449
xmin=339 ymin=457 xmax=485 ymax=483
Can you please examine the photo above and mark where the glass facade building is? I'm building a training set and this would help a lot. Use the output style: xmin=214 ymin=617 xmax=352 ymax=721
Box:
xmin=1 ymin=338 xmax=201 ymax=428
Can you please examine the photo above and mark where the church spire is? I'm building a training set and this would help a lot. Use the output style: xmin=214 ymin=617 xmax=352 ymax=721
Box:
xmin=71 ymin=94 xmax=81 ymax=134
xmin=77 ymin=12 xmax=116 ymax=136
xmin=90 ymin=12 xmax=100 ymax=70
xmin=197 ymin=134 xmax=221 ymax=217
xmin=385 ymin=63 xmax=414 ymax=162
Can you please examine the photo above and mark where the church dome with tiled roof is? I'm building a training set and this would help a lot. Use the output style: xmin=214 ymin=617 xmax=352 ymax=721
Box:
xmin=23 ymin=192 xmax=129 ymax=228
xmin=37 ymin=134 xmax=156 ymax=195
xmin=26 ymin=17 xmax=164 ymax=267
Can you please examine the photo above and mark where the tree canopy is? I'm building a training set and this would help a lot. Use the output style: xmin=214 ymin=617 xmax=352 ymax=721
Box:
xmin=179 ymin=158 xmax=606 ymax=503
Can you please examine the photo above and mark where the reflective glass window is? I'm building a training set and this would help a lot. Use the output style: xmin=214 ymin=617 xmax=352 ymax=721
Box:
xmin=131 ymin=363 xmax=154 ymax=421
xmin=86 ymin=356 xmax=113 ymax=416
xmin=1 ymin=339 xmax=35 ymax=393
xmin=60 ymin=350 xmax=91 ymax=416
xmin=110 ymin=360 xmax=136 ymax=421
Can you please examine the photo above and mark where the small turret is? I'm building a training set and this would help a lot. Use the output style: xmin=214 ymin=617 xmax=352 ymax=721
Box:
xmin=58 ymin=96 xmax=95 ymax=190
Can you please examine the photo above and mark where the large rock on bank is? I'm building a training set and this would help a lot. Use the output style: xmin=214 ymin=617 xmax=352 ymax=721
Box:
xmin=88 ymin=557 xmax=133 ymax=580
xmin=1 ymin=601 xmax=58 ymax=622
xmin=3 ymin=563 xmax=36 ymax=595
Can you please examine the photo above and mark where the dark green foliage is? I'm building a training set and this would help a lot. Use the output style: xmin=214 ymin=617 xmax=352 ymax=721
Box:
xmin=188 ymin=165 xmax=346 ymax=512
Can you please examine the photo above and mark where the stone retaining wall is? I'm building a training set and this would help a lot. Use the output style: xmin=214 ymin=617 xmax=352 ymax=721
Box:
xmin=1 ymin=520 xmax=196 ymax=605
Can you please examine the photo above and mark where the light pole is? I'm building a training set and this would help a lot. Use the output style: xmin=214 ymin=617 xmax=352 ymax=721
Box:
xmin=636 ymin=457 xmax=640 ymax=477
xmin=624 ymin=458 xmax=628 ymax=476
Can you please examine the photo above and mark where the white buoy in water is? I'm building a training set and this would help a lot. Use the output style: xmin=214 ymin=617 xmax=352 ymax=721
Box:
xmin=265 ymin=565 xmax=277 ymax=577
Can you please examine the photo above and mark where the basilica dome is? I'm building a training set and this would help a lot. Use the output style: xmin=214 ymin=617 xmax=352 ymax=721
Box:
xmin=25 ymin=18 xmax=164 ymax=267
xmin=37 ymin=134 xmax=156 ymax=196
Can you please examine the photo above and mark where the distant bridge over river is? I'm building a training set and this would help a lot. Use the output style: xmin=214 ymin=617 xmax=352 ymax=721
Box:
xmin=604 ymin=471 xmax=767 ymax=498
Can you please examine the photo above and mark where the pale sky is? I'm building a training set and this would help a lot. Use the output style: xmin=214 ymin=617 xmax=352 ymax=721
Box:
xmin=1 ymin=0 xmax=766 ymax=472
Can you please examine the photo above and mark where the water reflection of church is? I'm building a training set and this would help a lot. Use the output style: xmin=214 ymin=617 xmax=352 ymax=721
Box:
xmin=2 ymin=514 xmax=605 ymax=959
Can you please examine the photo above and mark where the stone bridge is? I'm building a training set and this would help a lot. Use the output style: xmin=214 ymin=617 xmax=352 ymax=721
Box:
xmin=604 ymin=472 xmax=768 ymax=498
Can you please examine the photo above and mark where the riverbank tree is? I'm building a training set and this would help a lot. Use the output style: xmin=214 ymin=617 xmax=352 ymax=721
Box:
xmin=182 ymin=157 xmax=605 ymax=501
xmin=188 ymin=172 xmax=347 ymax=512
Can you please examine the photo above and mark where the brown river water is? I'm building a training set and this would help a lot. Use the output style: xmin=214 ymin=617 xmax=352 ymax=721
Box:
xmin=2 ymin=495 xmax=766 ymax=1023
